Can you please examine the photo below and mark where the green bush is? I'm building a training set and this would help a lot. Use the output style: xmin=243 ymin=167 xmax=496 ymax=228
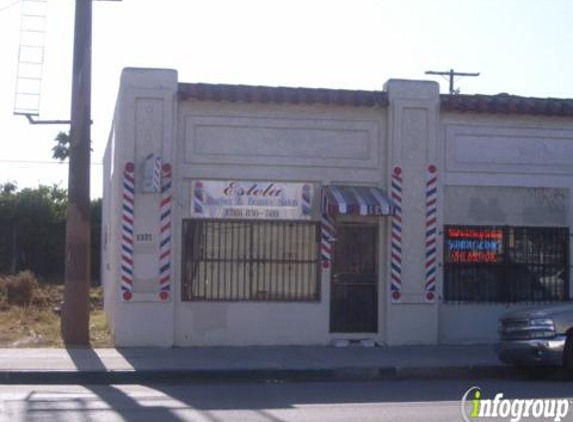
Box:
xmin=0 ymin=185 xmax=101 ymax=281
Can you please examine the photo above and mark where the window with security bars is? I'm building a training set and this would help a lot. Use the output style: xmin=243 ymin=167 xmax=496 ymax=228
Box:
xmin=444 ymin=225 xmax=570 ymax=303
xmin=182 ymin=219 xmax=320 ymax=301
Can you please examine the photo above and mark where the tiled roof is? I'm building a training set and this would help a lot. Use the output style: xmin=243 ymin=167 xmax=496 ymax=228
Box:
xmin=178 ymin=83 xmax=389 ymax=107
xmin=440 ymin=94 xmax=573 ymax=117
xmin=178 ymin=82 xmax=573 ymax=117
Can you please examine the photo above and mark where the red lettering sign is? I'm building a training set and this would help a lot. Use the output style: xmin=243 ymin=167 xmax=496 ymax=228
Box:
xmin=446 ymin=227 xmax=502 ymax=240
xmin=446 ymin=226 xmax=503 ymax=263
xmin=450 ymin=250 xmax=498 ymax=263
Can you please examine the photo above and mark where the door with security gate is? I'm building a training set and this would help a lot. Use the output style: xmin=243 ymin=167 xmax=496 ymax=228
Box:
xmin=330 ymin=223 xmax=378 ymax=333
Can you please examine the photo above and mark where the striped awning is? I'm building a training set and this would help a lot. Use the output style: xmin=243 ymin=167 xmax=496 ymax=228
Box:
xmin=322 ymin=185 xmax=395 ymax=217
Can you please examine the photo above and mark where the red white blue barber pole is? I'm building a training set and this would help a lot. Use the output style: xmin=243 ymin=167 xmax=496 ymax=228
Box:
xmin=302 ymin=184 xmax=312 ymax=216
xmin=390 ymin=167 xmax=403 ymax=303
xmin=152 ymin=155 xmax=162 ymax=193
xmin=320 ymin=189 xmax=336 ymax=268
xmin=424 ymin=164 xmax=438 ymax=303
xmin=193 ymin=181 xmax=204 ymax=215
xmin=159 ymin=163 xmax=172 ymax=301
xmin=121 ymin=162 xmax=135 ymax=301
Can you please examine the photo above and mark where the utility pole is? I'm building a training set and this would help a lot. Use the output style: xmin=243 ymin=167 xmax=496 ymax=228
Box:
xmin=61 ymin=0 xmax=92 ymax=346
xmin=425 ymin=69 xmax=480 ymax=94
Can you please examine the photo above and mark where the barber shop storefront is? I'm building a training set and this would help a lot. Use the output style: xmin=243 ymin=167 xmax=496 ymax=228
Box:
xmin=181 ymin=181 xmax=394 ymax=335
xmin=182 ymin=181 xmax=321 ymax=304
xmin=322 ymin=185 xmax=394 ymax=333
xmin=102 ymin=68 xmax=573 ymax=347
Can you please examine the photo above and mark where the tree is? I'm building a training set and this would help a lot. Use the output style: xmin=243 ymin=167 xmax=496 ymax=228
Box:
xmin=0 ymin=183 xmax=101 ymax=281
xmin=52 ymin=131 xmax=93 ymax=162
xmin=1 ymin=182 xmax=17 ymax=194
xmin=0 ymin=184 xmax=67 ymax=276
xmin=52 ymin=131 xmax=70 ymax=161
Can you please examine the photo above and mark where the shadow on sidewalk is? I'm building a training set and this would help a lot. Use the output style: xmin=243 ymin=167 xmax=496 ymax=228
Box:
xmin=12 ymin=347 xmax=572 ymax=421
xmin=60 ymin=347 xmax=186 ymax=422
xmin=109 ymin=347 xmax=572 ymax=408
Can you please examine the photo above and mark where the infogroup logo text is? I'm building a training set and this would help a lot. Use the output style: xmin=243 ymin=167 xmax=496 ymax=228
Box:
xmin=461 ymin=386 xmax=570 ymax=422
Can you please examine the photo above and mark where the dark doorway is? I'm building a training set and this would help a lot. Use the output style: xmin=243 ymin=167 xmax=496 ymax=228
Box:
xmin=330 ymin=223 xmax=378 ymax=333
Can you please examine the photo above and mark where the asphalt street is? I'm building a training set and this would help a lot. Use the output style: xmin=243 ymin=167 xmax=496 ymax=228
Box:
xmin=1 ymin=378 xmax=571 ymax=422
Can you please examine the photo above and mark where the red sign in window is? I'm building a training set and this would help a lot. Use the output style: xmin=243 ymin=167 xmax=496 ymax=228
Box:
xmin=445 ymin=227 xmax=502 ymax=263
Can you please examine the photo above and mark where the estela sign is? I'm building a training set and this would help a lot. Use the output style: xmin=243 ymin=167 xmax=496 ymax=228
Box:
xmin=191 ymin=180 xmax=313 ymax=220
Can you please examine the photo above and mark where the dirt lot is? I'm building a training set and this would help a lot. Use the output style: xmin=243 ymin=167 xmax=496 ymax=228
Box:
xmin=0 ymin=283 xmax=112 ymax=347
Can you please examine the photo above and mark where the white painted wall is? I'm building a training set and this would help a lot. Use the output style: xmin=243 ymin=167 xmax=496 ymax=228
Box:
xmin=103 ymin=68 xmax=573 ymax=347
xmin=101 ymin=122 xmax=114 ymax=328
xmin=384 ymin=80 xmax=441 ymax=345
xmin=439 ymin=113 xmax=573 ymax=343
xmin=439 ymin=303 xmax=535 ymax=344
xmin=174 ymin=97 xmax=390 ymax=346
xmin=103 ymin=68 xmax=179 ymax=347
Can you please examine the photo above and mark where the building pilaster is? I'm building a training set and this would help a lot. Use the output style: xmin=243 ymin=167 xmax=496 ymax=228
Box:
xmin=384 ymin=79 xmax=441 ymax=345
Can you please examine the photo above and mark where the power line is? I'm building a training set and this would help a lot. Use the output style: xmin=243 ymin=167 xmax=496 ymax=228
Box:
xmin=0 ymin=0 xmax=20 ymax=13
xmin=0 ymin=159 xmax=103 ymax=165
xmin=425 ymin=69 xmax=480 ymax=94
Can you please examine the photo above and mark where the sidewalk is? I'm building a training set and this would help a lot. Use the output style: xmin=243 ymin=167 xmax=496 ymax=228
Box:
xmin=0 ymin=344 xmax=519 ymax=384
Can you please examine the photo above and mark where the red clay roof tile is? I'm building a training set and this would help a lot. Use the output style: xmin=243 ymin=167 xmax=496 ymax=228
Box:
xmin=178 ymin=83 xmax=389 ymax=107
xmin=178 ymin=82 xmax=573 ymax=117
xmin=440 ymin=93 xmax=573 ymax=117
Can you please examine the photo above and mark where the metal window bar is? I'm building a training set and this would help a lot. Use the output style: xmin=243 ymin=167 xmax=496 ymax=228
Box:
xmin=182 ymin=219 xmax=320 ymax=302
xmin=443 ymin=225 xmax=570 ymax=303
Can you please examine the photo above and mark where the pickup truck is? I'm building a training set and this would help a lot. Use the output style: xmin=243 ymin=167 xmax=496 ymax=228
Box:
xmin=495 ymin=305 xmax=573 ymax=371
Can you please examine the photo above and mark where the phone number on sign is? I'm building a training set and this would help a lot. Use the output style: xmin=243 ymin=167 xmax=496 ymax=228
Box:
xmin=222 ymin=208 xmax=281 ymax=218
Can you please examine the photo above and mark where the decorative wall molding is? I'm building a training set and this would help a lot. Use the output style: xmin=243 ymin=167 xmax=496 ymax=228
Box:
xmin=445 ymin=124 xmax=573 ymax=175
xmin=184 ymin=115 xmax=380 ymax=169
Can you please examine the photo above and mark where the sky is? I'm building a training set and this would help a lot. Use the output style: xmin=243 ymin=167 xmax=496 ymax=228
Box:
xmin=0 ymin=0 xmax=572 ymax=198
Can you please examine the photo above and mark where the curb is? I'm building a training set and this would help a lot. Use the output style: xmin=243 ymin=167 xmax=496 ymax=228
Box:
xmin=0 ymin=365 xmax=522 ymax=385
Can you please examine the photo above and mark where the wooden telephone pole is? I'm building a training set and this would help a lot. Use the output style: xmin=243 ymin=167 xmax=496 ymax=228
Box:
xmin=15 ymin=0 xmax=120 ymax=344
xmin=425 ymin=69 xmax=480 ymax=94
xmin=61 ymin=0 xmax=92 ymax=346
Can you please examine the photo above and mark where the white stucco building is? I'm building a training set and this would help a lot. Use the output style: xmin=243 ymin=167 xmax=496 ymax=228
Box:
xmin=102 ymin=68 xmax=573 ymax=347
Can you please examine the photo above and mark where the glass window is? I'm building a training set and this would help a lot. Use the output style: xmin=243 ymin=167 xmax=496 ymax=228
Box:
xmin=444 ymin=225 xmax=569 ymax=303
xmin=182 ymin=219 xmax=320 ymax=301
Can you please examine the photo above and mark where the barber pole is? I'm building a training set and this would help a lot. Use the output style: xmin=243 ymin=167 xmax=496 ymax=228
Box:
xmin=159 ymin=163 xmax=172 ymax=301
xmin=193 ymin=181 xmax=204 ymax=215
xmin=321 ymin=214 xmax=336 ymax=268
xmin=302 ymin=184 xmax=312 ymax=216
xmin=390 ymin=167 xmax=403 ymax=303
xmin=152 ymin=155 xmax=162 ymax=193
xmin=121 ymin=162 xmax=135 ymax=301
xmin=320 ymin=188 xmax=336 ymax=268
xmin=424 ymin=165 xmax=438 ymax=303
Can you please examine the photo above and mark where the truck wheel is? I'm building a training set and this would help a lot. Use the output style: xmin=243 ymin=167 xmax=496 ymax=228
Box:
xmin=565 ymin=335 xmax=573 ymax=374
